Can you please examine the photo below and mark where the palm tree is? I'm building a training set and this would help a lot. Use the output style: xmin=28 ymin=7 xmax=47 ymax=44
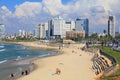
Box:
xmin=103 ymin=29 xmax=107 ymax=35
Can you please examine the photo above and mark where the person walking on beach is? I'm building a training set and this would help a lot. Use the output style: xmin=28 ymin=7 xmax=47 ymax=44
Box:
xmin=10 ymin=73 xmax=14 ymax=78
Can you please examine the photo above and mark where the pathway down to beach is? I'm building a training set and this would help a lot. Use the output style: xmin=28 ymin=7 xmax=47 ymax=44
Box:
xmin=17 ymin=43 xmax=96 ymax=80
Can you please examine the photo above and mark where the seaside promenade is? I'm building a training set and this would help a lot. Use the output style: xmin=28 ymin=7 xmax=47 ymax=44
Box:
xmin=17 ymin=42 xmax=96 ymax=80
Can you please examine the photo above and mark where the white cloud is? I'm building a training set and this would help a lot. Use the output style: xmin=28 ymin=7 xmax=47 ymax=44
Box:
xmin=14 ymin=2 xmax=42 ymax=17
xmin=41 ymin=0 xmax=64 ymax=16
xmin=0 ymin=6 xmax=12 ymax=18
xmin=0 ymin=0 xmax=120 ymax=33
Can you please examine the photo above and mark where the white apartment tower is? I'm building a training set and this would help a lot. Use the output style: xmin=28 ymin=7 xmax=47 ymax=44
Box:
xmin=0 ymin=24 xmax=5 ymax=39
xmin=65 ymin=21 xmax=75 ymax=31
xmin=48 ymin=16 xmax=75 ymax=39
xmin=38 ymin=23 xmax=48 ymax=39
xmin=48 ymin=16 xmax=65 ymax=38
xmin=108 ymin=16 xmax=115 ymax=38
xmin=18 ymin=29 xmax=25 ymax=37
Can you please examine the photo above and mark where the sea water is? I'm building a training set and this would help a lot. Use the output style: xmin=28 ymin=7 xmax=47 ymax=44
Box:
xmin=0 ymin=43 xmax=57 ymax=80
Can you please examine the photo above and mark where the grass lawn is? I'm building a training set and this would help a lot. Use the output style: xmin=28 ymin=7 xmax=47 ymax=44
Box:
xmin=100 ymin=47 xmax=120 ymax=80
xmin=103 ymin=47 xmax=120 ymax=64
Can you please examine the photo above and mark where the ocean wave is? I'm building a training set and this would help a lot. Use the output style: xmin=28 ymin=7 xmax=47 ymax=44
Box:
xmin=0 ymin=49 xmax=6 ymax=52
xmin=15 ymin=56 xmax=22 ymax=61
xmin=0 ymin=60 xmax=7 ymax=64
xmin=0 ymin=45 xmax=4 ymax=48
xmin=38 ymin=53 xmax=51 ymax=58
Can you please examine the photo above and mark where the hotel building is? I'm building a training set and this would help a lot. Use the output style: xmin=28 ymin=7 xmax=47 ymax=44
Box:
xmin=48 ymin=16 xmax=76 ymax=39
xmin=48 ymin=16 xmax=65 ymax=39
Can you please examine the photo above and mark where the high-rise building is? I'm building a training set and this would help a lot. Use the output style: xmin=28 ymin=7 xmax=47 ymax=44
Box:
xmin=48 ymin=16 xmax=65 ymax=39
xmin=0 ymin=24 xmax=5 ymax=39
xmin=18 ymin=29 xmax=25 ymax=37
xmin=48 ymin=20 xmax=53 ymax=38
xmin=75 ymin=18 xmax=89 ymax=37
xmin=108 ymin=16 xmax=115 ymax=38
xmin=44 ymin=23 xmax=48 ymax=38
xmin=38 ymin=23 xmax=48 ymax=39
xmin=65 ymin=21 xmax=75 ymax=31
xmin=33 ymin=29 xmax=39 ymax=38
xmin=25 ymin=32 xmax=32 ymax=38
xmin=38 ymin=24 xmax=44 ymax=39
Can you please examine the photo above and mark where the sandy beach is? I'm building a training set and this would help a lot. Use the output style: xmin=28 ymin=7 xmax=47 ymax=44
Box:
xmin=17 ymin=42 xmax=96 ymax=80
xmin=17 ymin=42 xmax=59 ymax=50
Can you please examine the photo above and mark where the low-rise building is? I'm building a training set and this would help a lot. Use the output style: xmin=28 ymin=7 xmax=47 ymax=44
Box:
xmin=66 ymin=30 xmax=85 ymax=39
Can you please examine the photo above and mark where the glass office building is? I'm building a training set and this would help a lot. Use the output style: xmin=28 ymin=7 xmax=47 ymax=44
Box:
xmin=75 ymin=18 xmax=89 ymax=37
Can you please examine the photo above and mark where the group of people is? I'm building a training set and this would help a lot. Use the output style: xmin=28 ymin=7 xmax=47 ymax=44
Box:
xmin=10 ymin=69 xmax=30 ymax=78
xmin=21 ymin=69 xmax=30 ymax=75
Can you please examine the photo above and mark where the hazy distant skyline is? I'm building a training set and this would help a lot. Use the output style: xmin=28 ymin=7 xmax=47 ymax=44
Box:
xmin=0 ymin=0 xmax=120 ymax=34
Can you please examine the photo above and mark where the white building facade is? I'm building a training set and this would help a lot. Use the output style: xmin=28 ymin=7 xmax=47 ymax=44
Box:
xmin=0 ymin=24 xmax=5 ymax=39
xmin=38 ymin=23 xmax=48 ymax=39
xmin=65 ymin=21 xmax=75 ymax=31
xmin=48 ymin=16 xmax=65 ymax=38
xmin=48 ymin=16 xmax=75 ymax=39
xmin=108 ymin=16 xmax=115 ymax=38
xmin=18 ymin=30 xmax=25 ymax=37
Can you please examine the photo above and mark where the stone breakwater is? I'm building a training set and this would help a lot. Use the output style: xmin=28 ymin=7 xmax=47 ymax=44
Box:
xmin=92 ymin=49 xmax=118 ymax=79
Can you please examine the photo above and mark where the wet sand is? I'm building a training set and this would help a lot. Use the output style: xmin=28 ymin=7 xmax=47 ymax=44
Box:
xmin=0 ymin=58 xmax=34 ymax=80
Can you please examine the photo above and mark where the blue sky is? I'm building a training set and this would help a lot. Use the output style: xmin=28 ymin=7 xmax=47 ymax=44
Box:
xmin=0 ymin=0 xmax=120 ymax=34
xmin=0 ymin=0 xmax=68 ymax=12
xmin=0 ymin=0 xmax=30 ymax=12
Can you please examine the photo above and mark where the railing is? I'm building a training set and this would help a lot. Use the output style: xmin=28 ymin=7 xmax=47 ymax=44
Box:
xmin=99 ymin=49 xmax=118 ymax=77
xmin=113 ymin=48 xmax=120 ymax=52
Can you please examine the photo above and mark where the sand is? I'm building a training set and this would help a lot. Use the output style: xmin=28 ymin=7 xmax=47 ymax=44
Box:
xmin=17 ymin=42 xmax=96 ymax=80
xmin=17 ymin=42 xmax=59 ymax=50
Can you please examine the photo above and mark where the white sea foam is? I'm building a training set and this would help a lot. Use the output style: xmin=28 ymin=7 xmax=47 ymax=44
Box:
xmin=0 ymin=60 xmax=7 ymax=64
xmin=38 ymin=53 xmax=51 ymax=58
xmin=0 ymin=45 xmax=4 ymax=48
xmin=0 ymin=49 xmax=6 ymax=52
xmin=15 ymin=56 xmax=22 ymax=61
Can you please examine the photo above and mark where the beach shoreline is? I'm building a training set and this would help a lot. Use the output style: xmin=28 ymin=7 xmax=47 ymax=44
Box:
xmin=0 ymin=41 xmax=62 ymax=80
xmin=15 ymin=42 xmax=96 ymax=80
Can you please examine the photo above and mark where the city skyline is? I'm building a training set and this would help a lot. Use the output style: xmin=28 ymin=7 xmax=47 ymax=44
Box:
xmin=0 ymin=0 xmax=120 ymax=34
